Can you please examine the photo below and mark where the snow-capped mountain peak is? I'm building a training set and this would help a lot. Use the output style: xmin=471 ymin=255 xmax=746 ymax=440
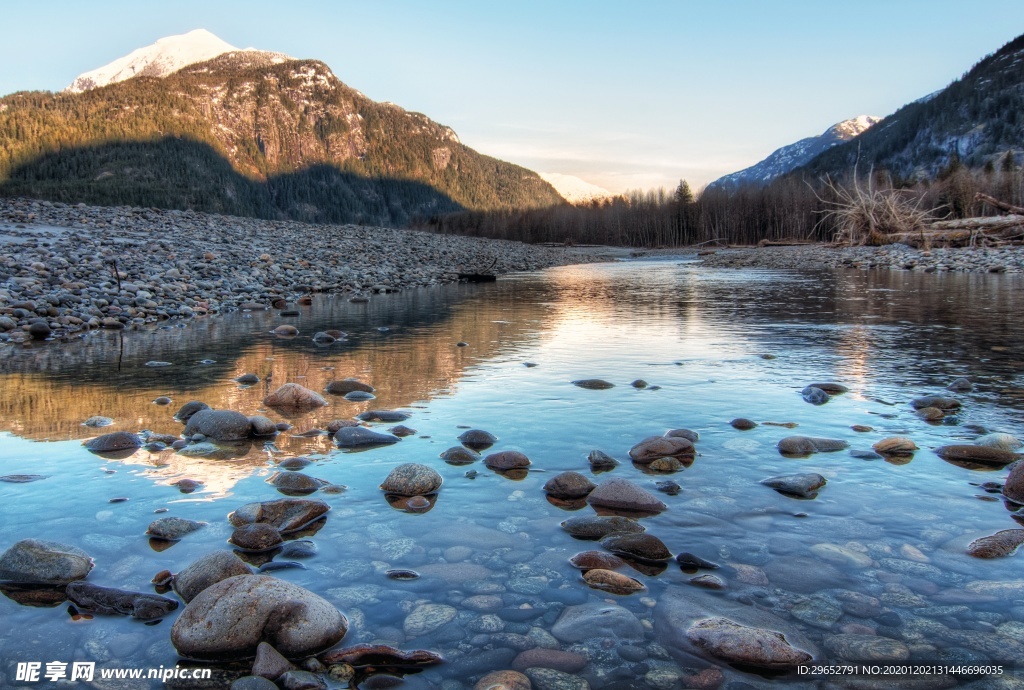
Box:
xmin=539 ymin=172 xmax=611 ymax=205
xmin=66 ymin=29 xmax=240 ymax=92
xmin=708 ymin=114 xmax=882 ymax=191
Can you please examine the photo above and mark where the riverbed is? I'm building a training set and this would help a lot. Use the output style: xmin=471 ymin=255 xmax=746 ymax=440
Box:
xmin=1 ymin=258 xmax=1023 ymax=689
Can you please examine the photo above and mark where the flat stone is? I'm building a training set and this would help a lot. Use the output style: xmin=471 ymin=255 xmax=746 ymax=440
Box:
xmin=512 ymin=648 xmax=587 ymax=673
xmin=600 ymin=533 xmax=672 ymax=562
xmin=335 ymin=427 xmax=400 ymax=448
xmin=403 ymin=604 xmax=457 ymax=636
xmin=0 ymin=539 xmax=93 ymax=584
xmin=551 ymin=602 xmax=644 ymax=643
xmin=777 ymin=436 xmax=848 ymax=455
xmin=525 ymin=667 xmax=591 ymax=690
xmin=572 ymin=379 xmax=615 ymax=389
xmin=357 ymin=410 xmax=410 ymax=423
xmin=229 ymin=498 xmax=330 ymax=533
xmin=583 ymin=569 xmax=646 ymax=594
xmin=823 ymin=634 xmax=910 ymax=662
xmin=474 ymin=671 xmax=531 ymax=690
xmin=686 ymin=617 xmax=812 ymax=670
xmin=561 ymin=516 xmax=646 ymax=539
xmin=935 ymin=445 xmax=1018 ymax=467
xmin=65 ymin=581 xmax=178 ymax=620
xmin=872 ymin=436 xmax=918 ymax=456
xmin=84 ymin=431 xmax=142 ymax=455
xmin=760 ymin=473 xmax=827 ymax=498
xmin=628 ymin=436 xmax=694 ymax=463
xmin=325 ymin=379 xmax=374 ymax=395
xmin=146 ymin=517 xmax=205 ymax=541
xmin=484 ymin=450 xmax=531 ymax=470
xmin=586 ymin=478 xmax=667 ymax=514
xmin=911 ymin=396 xmax=960 ymax=410
xmin=967 ymin=530 xmax=1024 ymax=558
xmin=171 ymin=575 xmax=348 ymax=660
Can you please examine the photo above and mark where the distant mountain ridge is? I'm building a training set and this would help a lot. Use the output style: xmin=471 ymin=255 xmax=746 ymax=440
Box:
xmin=0 ymin=31 xmax=563 ymax=225
xmin=709 ymin=115 xmax=881 ymax=190
xmin=538 ymin=172 xmax=611 ymax=204
xmin=796 ymin=33 xmax=1024 ymax=182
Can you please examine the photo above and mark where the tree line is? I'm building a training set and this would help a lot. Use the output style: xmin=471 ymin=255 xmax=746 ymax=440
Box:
xmin=419 ymin=152 xmax=1023 ymax=247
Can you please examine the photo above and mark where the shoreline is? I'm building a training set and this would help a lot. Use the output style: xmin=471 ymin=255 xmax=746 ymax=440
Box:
xmin=0 ymin=199 xmax=605 ymax=342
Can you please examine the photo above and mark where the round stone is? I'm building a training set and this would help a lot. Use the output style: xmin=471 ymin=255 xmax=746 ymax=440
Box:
xmin=484 ymin=451 xmax=531 ymax=470
xmin=379 ymin=464 xmax=443 ymax=496
xmin=0 ymin=539 xmax=93 ymax=585
xmin=543 ymin=471 xmax=597 ymax=498
xmin=184 ymin=409 xmax=252 ymax=442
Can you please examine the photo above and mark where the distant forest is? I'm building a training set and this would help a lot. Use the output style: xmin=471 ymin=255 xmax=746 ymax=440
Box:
xmin=421 ymin=153 xmax=1023 ymax=247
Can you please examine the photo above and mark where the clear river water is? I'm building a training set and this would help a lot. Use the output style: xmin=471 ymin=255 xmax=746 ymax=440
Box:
xmin=1 ymin=258 xmax=1024 ymax=689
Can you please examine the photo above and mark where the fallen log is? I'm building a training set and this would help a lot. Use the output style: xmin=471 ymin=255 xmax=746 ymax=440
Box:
xmin=975 ymin=193 xmax=1024 ymax=215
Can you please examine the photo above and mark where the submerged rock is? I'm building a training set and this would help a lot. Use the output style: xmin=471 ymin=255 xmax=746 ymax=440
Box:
xmin=65 ymin=582 xmax=178 ymax=620
xmin=380 ymin=464 xmax=443 ymax=496
xmin=976 ymin=432 xmax=1022 ymax=451
xmin=823 ymin=634 xmax=909 ymax=662
xmin=83 ymin=416 xmax=114 ymax=427
xmin=947 ymin=377 xmax=973 ymax=392
xmin=936 ymin=445 xmax=1018 ymax=467
xmin=730 ymin=418 xmax=757 ymax=430
xmin=171 ymin=575 xmax=348 ymax=660
xmin=357 ymin=410 xmax=410 ymax=423
xmin=0 ymin=539 xmax=93 ymax=585
xmin=551 ymin=602 xmax=644 ymax=643
xmin=583 ymin=569 xmax=646 ymax=595
xmin=561 ymin=515 xmax=646 ymax=539
xmin=801 ymin=386 xmax=830 ymax=405
xmin=966 ymin=530 xmax=1024 ymax=558
xmin=676 ymin=553 xmax=721 ymax=570
xmin=810 ymin=382 xmax=849 ymax=394
xmin=686 ymin=617 xmax=812 ymax=670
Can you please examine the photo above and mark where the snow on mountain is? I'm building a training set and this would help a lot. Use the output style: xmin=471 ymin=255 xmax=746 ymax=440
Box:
xmin=709 ymin=115 xmax=882 ymax=191
xmin=539 ymin=172 xmax=611 ymax=205
xmin=66 ymin=29 xmax=241 ymax=92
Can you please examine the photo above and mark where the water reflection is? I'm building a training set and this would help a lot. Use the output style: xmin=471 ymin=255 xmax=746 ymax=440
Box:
xmin=2 ymin=260 xmax=1024 ymax=686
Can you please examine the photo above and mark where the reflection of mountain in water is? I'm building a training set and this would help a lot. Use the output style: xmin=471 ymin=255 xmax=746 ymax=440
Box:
xmin=0 ymin=283 xmax=550 ymax=443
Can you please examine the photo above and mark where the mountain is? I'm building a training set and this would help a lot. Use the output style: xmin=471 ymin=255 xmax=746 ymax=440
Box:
xmin=796 ymin=33 xmax=1024 ymax=182
xmin=709 ymin=115 xmax=881 ymax=190
xmin=1 ymin=32 xmax=562 ymax=226
xmin=66 ymin=29 xmax=250 ymax=93
xmin=538 ymin=172 xmax=611 ymax=204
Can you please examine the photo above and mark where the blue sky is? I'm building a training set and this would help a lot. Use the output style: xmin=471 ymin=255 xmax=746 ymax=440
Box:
xmin=2 ymin=1 xmax=1023 ymax=192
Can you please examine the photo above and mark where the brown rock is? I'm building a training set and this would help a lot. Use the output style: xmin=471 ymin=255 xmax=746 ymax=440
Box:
xmin=272 ymin=325 xmax=299 ymax=336
xmin=543 ymin=471 xmax=596 ymax=498
xmin=936 ymin=445 xmax=1018 ymax=467
xmin=1006 ymin=462 xmax=1024 ymax=504
xmin=325 ymin=379 xmax=375 ymax=395
xmin=511 ymin=648 xmax=587 ymax=673
xmin=872 ymin=437 xmax=918 ymax=456
xmin=586 ymin=478 xmax=667 ymax=514
xmin=600 ymin=533 xmax=672 ymax=562
xmin=967 ymin=529 xmax=1024 ymax=558
xmin=583 ymin=569 xmax=646 ymax=594
xmin=730 ymin=418 xmax=757 ymax=430
xmin=474 ymin=670 xmax=531 ymax=690
xmin=229 ymin=498 xmax=330 ymax=533
xmin=687 ymin=617 xmax=812 ymax=670
xmin=263 ymin=383 xmax=327 ymax=411
xmin=628 ymin=436 xmax=694 ymax=463
xmin=229 ymin=524 xmax=283 ymax=552
xmin=484 ymin=451 xmax=531 ymax=470
xmin=568 ymin=551 xmax=628 ymax=570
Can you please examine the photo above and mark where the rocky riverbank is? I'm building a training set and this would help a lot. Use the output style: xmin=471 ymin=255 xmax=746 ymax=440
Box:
xmin=693 ymin=243 xmax=1024 ymax=273
xmin=0 ymin=198 xmax=601 ymax=341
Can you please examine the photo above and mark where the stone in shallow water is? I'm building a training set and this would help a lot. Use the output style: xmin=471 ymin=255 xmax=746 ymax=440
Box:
xmin=473 ymin=671 xmax=530 ymax=690
xmin=173 ymin=551 xmax=254 ymax=604
xmin=801 ymin=386 xmax=830 ymax=405
xmin=777 ymin=436 xmax=847 ymax=455
xmin=440 ymin=446 xmax=479 ymax=464
xmin=583 ymin=569 xmax=646 ymax=594
xmin=588 ymin=449 xmax=619 ymax=468
xmin=551 ymin=602 xmax=644 ymax=643
xmin=229 ymin=498 xmax=330 ymax=533
xmin=947 ymin=377 xmax=973 ymax=392
xmin=572 ymin=378 xmax=615 ymax=389
xmin=0 ymin=539 xmax=93 ymax=585
xmin=357 ymin=409 xmax=410 ymax=423
xmin=676 ymin=552 xmax=720 ymax=570
xmin=325 ymin=379 xmax=374 ymax=395
xmin=171 ymin=575 xmax=348 ymax=660
xmin=525 ymin=667 xmax=591 ymax=690
xmin=65 ymin=581 xmax=178 ymax=620
xmin=665 ymin=428 xmax=699 ymax=442
xmin=230 ymin=524 xmax=284 ymax=552
xmin=146 ymin=517 xmax=205 ymax=541
xmin=823 ymin=634 xmax=910 ymax=662
xmin=84 ymin=431 xmax=142 ymax=455
xmin=569 ymin=550 xmax=628 ymax=570
xmin=872 ymin=436 xmax=918 ymax=456
xmin=82 ymin=416 xmax=113 ymax=427
xmin=1005 ymin=462 xmax=1024 ymax=504
xmin=910 ymin=395 xmax=961 ymax=410
xmin=966 ymin=530 xmax=1024 ymax=558
xmin=730 ymin=418 xmax=757 ymax=430
xmin=686 ymin=617 xmax=812 ymax=670
xmin=458 ymin=429 xmax=497 ymax=450
xmin=0 ymin=474 xmax=48 ymax=483
xmin=263 ymin=383 xmax=326 ymax=411
xmin=935 ymin=445 xmax=1018 ymax=467
xmin=561 ymin=515 xmax=645 ymax=539
xmin=403 ymin=603 xmax=457 ymax=636
xmin=183 ymin=409 xmax=252 ymax=441
xmin=760 ymin=473 xmax=827 ymax=498
xmin=484 ymin=451 xmax=531 ymax=470
xmin=976 ymin=432 xmax=1022 ymax=451
xmin=269 ymin=472 xmax=325 ymax=496
xmin=810 ymin=382 xmax=849 ymax=394
xmin=629 ymin=436 xmax=694 ymax=463
xmin=586 ymin=478 xmax=667 ymax=514
xmin=174 ymin=400 xmax=210 ymax=422
xmin=543 ymin=471 xmax=596 ymax=498
xmin=379 ymin=463 xmax=443 ymax=496
xmin=343 ymin=391 xmax=376 ymax=401
xmin=600 ymin=533 xmax=672 ymax=562
xmin=249 ymin=415 xmax=278 ymax=436
xmin=335 ymin=426 xmax=401 ymax=448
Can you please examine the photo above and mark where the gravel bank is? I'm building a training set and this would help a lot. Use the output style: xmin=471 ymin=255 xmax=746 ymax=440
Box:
xmin=0 ymin=199 xmax=601 ymax=342
xmin=694 ymin=243 xmax=1024 ymax=274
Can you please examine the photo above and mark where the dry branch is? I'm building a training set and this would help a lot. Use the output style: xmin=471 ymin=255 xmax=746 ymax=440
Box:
xmin=975 ymin=193 xmax=1024 ymax=215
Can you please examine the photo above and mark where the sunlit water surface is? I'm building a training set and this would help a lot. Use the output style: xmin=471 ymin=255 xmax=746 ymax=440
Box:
xmin=2 ymin=259 xmax=1024 ymax=688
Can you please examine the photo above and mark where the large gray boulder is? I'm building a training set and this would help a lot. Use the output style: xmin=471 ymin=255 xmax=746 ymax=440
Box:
xmin=0 ymin=539 xmax=93 ymax=584
xmin=184 ymin=409 xmax=252 ymax=442
xmin=586 ymin=478 xmax=667 ymax=514
xmin=380 ymin=463 xmax=443 ymax=496
xmin=173 ymin=551 xmax=254 ymax=604
xmin=171 ymin=575 xmax=348 ymax=660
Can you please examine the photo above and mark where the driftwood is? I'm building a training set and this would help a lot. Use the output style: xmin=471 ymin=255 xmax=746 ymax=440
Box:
xmin=757 ymin=238 xmax=817 ymax=247
xmin=885 ymin=214 xmax=1024 ymax=248
xmin=975 ymin=193 xmax=1024 ymax=215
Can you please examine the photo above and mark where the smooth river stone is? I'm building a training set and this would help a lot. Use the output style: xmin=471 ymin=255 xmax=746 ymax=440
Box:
xmin=543 ymin=471 xmax=597 ymax=498
xmin=173 ymin=551 xmax=254 ymax=604
xmin=335 ymin=427 xmax=401 ymax=448
xmin=379 ymin=463 xmax=443 ymax=496
xmin=483 ymin=451 xmax=531 ymax=470
xmin=84 ymin=431 xmax=142 ymax=454
xmin=357 ymin=409 xmax=410 ymax=423
xmin=810 ymin=382 xmax=849 ymax=394
xmin=1006 ymin=462 xmax=1024 ymax=504
xmin=174 ymin=400 xmax=210 ymax=422
xmin=0 ymin=539 xmax=93 ymax=584
xmin=966 ymin=530 xmax=1024 ymax=558
xmin=760 ymin=473 xmax=827 ymax=498
xmin=146 ymin=517 xmax=206 ymax=540
xmin=183 ymin=409 xmax=252 ymax=441
xmin=551 ymin=602 xmax=644 ymax=643
xmin=777 ymin=436 xmax=848 ymax=455
xmin=686 ymin=617 xmax=812 ymax=670
xmin=440 ymin=446 xmax=480 ymax=465
xmin=583 ymin=569 xmax=646 ymax=594
xmin=171 ymin=575 xmax=348 ymax=660
xmin=910 ymin=395 xmax=961 ymax=410
xmin=808 ymin=543 xmax=873 ymax=568
xmin=561 ymin=516 xmax=645 ymax=539
xmin=572 ymin=379 xmax=615 ymax=389
xmin=474 ymin=671 xmax=531 ymax=690
xmin=801 ymin=386 xmax=830 ymax=405
xmin=628 ymin=436 xmax=694 ymax=463
xmin=325 ymin=379 xmax=374 ymax=395
xmin=230 ymin=524 xmax=283 ymax=551
xmin=403 ymin=604 xmax=458 ymax=636
xmin=872 ymin=436 xmax=918 ymax=456
xmin=600 ymin=533 xmax=672 ymax=562
xmin=569 ymin=551 xmax=628 ymax=570
xmin=263 ymin=383 xmax=327 ymax=411
xmin=458 ymin=429 xmax=497 ymax=449
xmin=935 ymin=445 xmax=1019 ymax=467
xmin=228 ymin=498 xmax=330 ymax=533
xmin=586 ymin=478 xmax=667 ymax=514
xmin=976 ymin=433 xmax=1023 ymax=451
